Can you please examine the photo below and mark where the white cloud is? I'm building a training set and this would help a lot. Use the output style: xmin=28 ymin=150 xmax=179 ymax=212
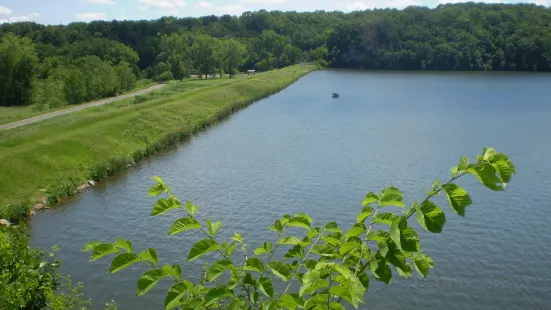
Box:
xmin=75 ymin=12 xmax=107 ymax=21
xmin=138 ymin=0 xmax=187 ymax=12
xmin=84 ymin=0 xmax=116 ymax=4
xmin=194 ymin=1 xmax=213 ymax=8
xmin=0 ymin=12 xmax=41 ymax=24
xmin=0 ymin=5 xmax=12 ymax=15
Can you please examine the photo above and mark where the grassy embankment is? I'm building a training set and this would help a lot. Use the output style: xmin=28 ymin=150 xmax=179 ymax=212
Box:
xmin=0 ymin=80 xmax=157 ymax=126
xmin=0 ymin=65 xmax=316 ymax=221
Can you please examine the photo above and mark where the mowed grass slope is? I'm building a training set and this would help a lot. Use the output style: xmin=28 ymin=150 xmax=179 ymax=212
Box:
xmin=0 ymin=65 xmax=315 ymax=211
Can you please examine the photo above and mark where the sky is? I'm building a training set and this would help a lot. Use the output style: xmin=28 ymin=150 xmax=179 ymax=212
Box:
xmin=0 ymin=0 xmax=550 ymax=25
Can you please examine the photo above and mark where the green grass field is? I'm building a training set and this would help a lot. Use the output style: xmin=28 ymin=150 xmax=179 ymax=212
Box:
xmin=0 ymin=65 xmax=316 ymax=218
xmin=0 ymin=80 xmax=157 ymax=126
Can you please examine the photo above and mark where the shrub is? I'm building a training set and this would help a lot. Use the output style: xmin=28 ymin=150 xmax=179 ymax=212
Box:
xmin=84 ymin=148 xmax=515 ymax=309
xmin=157 ymin=71 xmax=174 ymax=83
xmin=0 ymin=225 xmax=60 ymax=309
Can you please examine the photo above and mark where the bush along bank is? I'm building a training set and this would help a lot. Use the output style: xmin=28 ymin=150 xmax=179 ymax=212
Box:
xmin=0 ymin=65 xmax=317 ymax=223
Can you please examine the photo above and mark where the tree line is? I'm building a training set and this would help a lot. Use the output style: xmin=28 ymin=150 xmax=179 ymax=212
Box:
xmin=2 ymin=2 xmax=551 ymax=107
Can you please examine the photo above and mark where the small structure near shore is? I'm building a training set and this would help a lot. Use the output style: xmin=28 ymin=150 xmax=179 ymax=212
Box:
xmin=247 ymin=69 xmax=256 ymax=76
xmin=332 ymin=92 xmax=339 ymax=98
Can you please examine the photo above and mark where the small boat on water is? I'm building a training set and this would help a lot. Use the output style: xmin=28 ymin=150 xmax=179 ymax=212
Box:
xmin=332 ymin=93 xmax=339 ymax=98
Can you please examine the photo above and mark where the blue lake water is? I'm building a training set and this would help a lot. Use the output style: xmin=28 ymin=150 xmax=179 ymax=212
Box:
xmin=31 ymin=69 xmax=551 ymax=309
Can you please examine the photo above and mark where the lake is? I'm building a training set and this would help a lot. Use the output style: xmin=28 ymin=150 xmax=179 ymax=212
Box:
xmin=30 ymin=69 xmax=551 ymax=309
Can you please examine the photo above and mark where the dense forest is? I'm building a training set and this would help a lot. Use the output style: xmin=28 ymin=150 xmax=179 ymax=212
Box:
xmin=2 ymin=2 xmax=551 ymax=107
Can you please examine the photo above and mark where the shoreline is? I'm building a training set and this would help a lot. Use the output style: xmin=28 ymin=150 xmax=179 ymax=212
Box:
xmin=0 ymin=65 xmax=318 ymax=222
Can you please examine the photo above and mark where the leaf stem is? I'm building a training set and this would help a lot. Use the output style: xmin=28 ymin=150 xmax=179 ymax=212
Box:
xmin=281 ymin=233 xmax=323 ymax=296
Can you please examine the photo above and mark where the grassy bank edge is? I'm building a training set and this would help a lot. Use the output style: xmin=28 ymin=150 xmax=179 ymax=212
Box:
xmin=0 ymin=65 xmax=319 ymax=224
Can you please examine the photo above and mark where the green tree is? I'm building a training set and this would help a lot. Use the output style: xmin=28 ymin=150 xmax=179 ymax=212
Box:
xmin=191 ymin=34 xmax=221 ymax=79
xmin=115 ymin=61 xmax=137 ymax=92
xmin=0 ymin=34 xmax=37 ymax=106
xmin=159 ymin=33 xmax=193 ymax=80
xmin=220 ymin=39 xmax=246 ymax=78
xmin=85 ymin=148 xmax=515 ymax=309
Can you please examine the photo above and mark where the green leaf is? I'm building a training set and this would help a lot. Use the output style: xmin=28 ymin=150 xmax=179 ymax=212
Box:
xmin=288 ymin=217 xmax=311 ymax=230
xmin=269 ymin=219 xmax=284 ymax=234
xmin=164 ymin=283 xmax=188 ymax=310
xmin=184 ymin=201 xmax=199 ymax=216
xmin=442 ymin=183 xmax=472 ymax=216
xmin=187 ymin=239 xmax=220 ymax=261
xmin=261 ymin=299 xmax=279 ymax=310
xmin=412 ymin=253 xmax=434 ymax=278
xmin=162 ymin=264 xmax=182 ymax=279
xmin=137 ymin=269 xmax=167 ymax=296
xmin=329 ymin=302 xmax=346 ymax=310
xmin=280 ymin=294 xmax=304 ymax=310
xmin=299 ymin=270 xmax=325 ymax=297
xmin=356 ymin=206 xmax=374 ymax=223
xmin=204 ymin=287 xmax=233 ymax=306
xmin=467 ymin=162 xmax=504 ymax=191
xmin=254 ymin=247 xmax=267 ymax=255
xmin=384 ymin=240 xmax=412 ymax=278
xmin=228 ymin=299 xmax=246 ymax=310
xmin=284 ymin=245 xmax=304 ymax=259
xmin=208 ymin=259 xmax=233 ymax=281
xmin=259 ymin=277 xmax=274 ymax=297
xmin=330 ymin=285 xmax=360 ymax=308
xmin=139 ymin=248 xmax=159 ymax=266
xmin=369 ymin=255 xmax=392 ymax=285
xmin=90 ymin=243 xmax=119 ymax=261
xmin=325 ymin=222 xmax=341 ymax=233
xmin=379 ymin=186 xmax=405 ymax=207
xmin=294 ymin=213 xmax=313 ymax=223
xmin=230 ymin=232 xmax=243 ymax=243
xmin=302 ymin=259 xmax=317 ymax=270
xmin=400 ymin=227 xmax=420 ymax=252
xmin=489 ymin=153 xmax=515 ymax=185
xmin=255 ymin=241 xmax=273 ymax=256
xmin=416 ymin=201 xmax=446 ymax=233
xmin=151 ymin=176 xmax=166 ymax=186
xmin=321 ymin=235 xmax=340 ymax=246
xmin=244 ymin=272 xmax=256 ymax=286
xmin=268 ymin=261 xmax=291 ymax=281
xmin=278 ymin=236 xmax=301 ymax=245
xmin=227 ymin=276 xmax=240 ymax=289
xmin=244 ymin=257 xmax=265 ymax=273
xmin=81 ymin=241 xmax=101 ymax=251
xmin=114 ymin=239 xmax=133 ymax=253
xmin=345 ymin=226 xmax=365 ymax=239
xmin=168 ymin=218 xmax=201 ymax=236
xmin=458 ymin=156 xmax=469 ymax=171
xmin=151 ymin=198 xmax=181 ymax=216
xmin=372 ymin=213 xmax=399 ymax=226
xmin=206 ymin=219 xmax=222 ymax=237
xmin=308 ymin=227 xmax=321 ymax=239
xmin=312 ymin=243 xmax=337 ymax=257
xmin=148 ymin=177 xmax=166 ymax=196
xmin=367 ymin=230 xmax=390 ymax=242
xmin=362 ymin=192 xmax=379 ymax=206
xmin=304 ymin=294 xmax=329 ymax=310
xmin=110 ymin=253 xmax=140 ymax=273
xmin=339 ymin=239 xmax=362 ymax=256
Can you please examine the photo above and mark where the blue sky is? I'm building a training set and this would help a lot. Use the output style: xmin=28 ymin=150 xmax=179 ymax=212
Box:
xmin=0 ymin=0 xmax=550 ymax=25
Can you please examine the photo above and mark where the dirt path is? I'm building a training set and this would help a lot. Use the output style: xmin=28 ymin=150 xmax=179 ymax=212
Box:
xmin=0 ymin=84 xmax=166 ymax=131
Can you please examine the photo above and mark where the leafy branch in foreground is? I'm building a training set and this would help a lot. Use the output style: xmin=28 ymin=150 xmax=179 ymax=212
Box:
xmin=83 ymin=147 xmax=515 ymax=309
